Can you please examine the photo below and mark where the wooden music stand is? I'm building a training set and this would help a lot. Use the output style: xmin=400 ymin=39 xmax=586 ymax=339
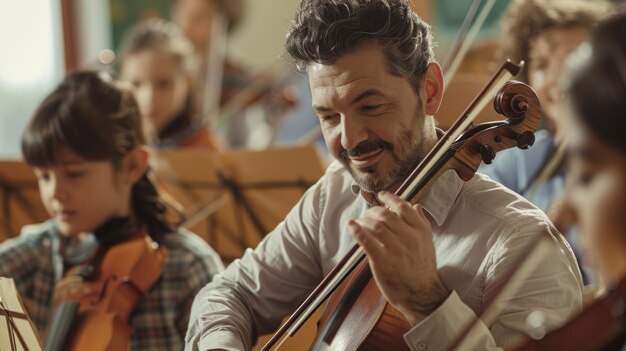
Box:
xmin=150 ymin=145 xmax=326 ymax=263
xmin=0 ymin=277 xmax=43 ymax=351
xmin=0 ymin=161 xmax=48 ymax=242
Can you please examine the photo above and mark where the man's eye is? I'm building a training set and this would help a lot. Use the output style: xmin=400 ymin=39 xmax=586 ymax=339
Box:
xmin=361 ymin=104 xmax=383 ymax=113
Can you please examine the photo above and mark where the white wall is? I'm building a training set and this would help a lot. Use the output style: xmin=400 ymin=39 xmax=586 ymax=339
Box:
xmin=0 ymin=0 xmax=65 ymax=158
xmin=227 ymin=0 xmax=302 ymax=71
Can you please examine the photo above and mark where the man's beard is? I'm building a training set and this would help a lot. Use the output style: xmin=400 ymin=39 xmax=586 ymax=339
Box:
xmin=338 ymin=114 xmax=425 ymax=193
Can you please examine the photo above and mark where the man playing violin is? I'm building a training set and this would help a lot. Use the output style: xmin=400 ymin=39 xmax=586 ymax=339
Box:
xmin=185 ymin=1 xmax=582 ymax=350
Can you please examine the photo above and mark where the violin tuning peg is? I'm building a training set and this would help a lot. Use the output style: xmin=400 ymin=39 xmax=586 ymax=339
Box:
xmin=515 ymin=131 xmax=535 ymax=150
xmin=478 ymin=144 xmax=496 ymax=164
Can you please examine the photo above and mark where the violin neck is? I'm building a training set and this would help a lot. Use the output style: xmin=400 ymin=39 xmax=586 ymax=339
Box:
xmin=44 ymin=302 xmax=78 ymax=351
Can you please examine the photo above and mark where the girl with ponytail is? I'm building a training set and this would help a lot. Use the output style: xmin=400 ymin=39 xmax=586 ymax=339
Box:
xmin=0 ymin=71 xmax=223 ymax=350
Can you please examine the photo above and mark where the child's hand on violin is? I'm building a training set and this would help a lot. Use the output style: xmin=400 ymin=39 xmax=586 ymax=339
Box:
xmin=348 ymin=191 xmax=449 ymax=326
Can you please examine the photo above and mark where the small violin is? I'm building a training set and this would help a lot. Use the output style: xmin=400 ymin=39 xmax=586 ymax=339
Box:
xmin=44 ymin=220 xmax=163 ymax=351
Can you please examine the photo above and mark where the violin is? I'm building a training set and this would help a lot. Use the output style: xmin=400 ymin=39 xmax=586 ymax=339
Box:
xmin=512 ymin=279 xmax=626 ymax=350
xmin=261 ymin=60 xmax=541 ymax=350
xmin=44 ymin=220 xmax=163 ymax=351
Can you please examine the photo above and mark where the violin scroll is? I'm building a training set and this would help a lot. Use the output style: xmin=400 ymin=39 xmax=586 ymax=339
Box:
xmin=451 ymin=79 xmax=541 ymax=180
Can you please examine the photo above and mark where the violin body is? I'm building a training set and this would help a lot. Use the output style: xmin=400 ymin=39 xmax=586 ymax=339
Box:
xmin=46 ymin=233 xmax=163 ymax=351
xmin=311 ymin=259 xmax=410 ymax=351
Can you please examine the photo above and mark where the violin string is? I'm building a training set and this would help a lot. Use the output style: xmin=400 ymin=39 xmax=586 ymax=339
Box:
xmin=274 ymin=332 xmax=290 ymax=351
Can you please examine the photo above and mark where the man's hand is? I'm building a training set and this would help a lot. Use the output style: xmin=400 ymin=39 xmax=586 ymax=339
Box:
xmin=348 ymin=191 xmax=449 ymax=326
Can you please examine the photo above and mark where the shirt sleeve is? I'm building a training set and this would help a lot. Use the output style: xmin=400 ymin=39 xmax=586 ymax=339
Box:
xmin=404 ymin=220 xmax=582 ymax=350
xmin=0 ymin=225 xmax=44 ymax=282
xmin=403 ymin=291 xmax=499 ymax=350
xmin=185 ymin=181 xmax=326 ymax=351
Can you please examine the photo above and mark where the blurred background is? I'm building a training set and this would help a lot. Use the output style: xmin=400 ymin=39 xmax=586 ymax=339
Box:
xmin=0 ymin=0 xmax=514 ymax=158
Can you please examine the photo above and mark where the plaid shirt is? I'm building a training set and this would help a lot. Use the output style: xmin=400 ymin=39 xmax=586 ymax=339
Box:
xmin=0 ymin=220 xmax=224 ymax=350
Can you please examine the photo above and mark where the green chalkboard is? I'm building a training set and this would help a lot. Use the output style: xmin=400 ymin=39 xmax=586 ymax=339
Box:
xmin=109 ymin=0 xmax=171 ymax=51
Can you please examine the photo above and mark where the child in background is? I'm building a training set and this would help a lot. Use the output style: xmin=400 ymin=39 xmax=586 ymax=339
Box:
xmin=118 ymin=18 xmax=225 ymax=150
xmin=171 ymin=0 xmax=299 ymax=149
xmin=561 ymin=9 xmax=626 ymax=295
xmin=514 ymin=11 xmax=626 ymax=349
xmin=479 ymin=0 xmax=611 ymax=284
xmin=0 ymin=71 xmax=223 ymax=350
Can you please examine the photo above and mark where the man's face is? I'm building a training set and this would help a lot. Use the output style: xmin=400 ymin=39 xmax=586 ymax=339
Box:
xmin=528 ymin=26 xmax=589 ymax=142
xmin=308 ymin=42 xmax=437 ymax=193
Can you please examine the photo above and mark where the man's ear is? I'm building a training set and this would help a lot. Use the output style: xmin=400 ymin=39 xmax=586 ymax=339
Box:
xmin=422 ymin=62 xmax=444 ymax=116
xmin=121 ymin=146 xmax=149 ymax=184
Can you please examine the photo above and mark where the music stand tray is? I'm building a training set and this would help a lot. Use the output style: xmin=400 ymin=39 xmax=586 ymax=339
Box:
xmin=0 ymin=277 xmax=43 ymax=351
xmin=150 ymin=145 xmax=326 ymax=262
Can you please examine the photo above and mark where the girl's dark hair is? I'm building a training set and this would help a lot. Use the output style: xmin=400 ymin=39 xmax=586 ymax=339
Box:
xmin=565 ymin=10 xmax=626 ymax=154
xmin=285 ymin=0 xmax=434 ymax=90
xmin=21 ymin=71 xmax=174 ymax=241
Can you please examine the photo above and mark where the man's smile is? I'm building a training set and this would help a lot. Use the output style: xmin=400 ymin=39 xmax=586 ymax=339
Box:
xmin=349 ymin=149 xmax=384 ymax=169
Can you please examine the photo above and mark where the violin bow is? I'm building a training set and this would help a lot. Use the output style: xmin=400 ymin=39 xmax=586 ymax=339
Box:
xmin=525 ymin=141 xmax=566 ymax=200
xmin=441 ymin=0 xmax=482 ymax=74
xmin=201 ymin=12 xmax=228 ymax=129
xmin=443 ymin=0 xmax=498 ymax=92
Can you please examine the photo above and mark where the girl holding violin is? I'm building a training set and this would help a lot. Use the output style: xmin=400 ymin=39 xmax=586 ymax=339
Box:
xmin=118 ymin=18 xmax=226 ymax=151
xmin=0 ymin=71 xmax=224 ymax=350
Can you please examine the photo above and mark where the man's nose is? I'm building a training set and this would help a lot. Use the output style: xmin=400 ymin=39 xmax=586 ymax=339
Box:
xmin=340 ymin=116 xmax=368 ymax=151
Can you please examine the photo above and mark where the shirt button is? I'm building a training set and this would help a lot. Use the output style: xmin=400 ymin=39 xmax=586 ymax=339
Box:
xmin=417 ymin=342 xmax=427 ymax=350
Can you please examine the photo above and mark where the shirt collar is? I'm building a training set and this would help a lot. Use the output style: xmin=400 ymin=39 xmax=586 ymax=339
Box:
xmin=350 ymin=168 xmax=464 ymax=226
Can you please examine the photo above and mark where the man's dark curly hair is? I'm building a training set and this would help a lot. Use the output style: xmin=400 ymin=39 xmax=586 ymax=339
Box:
xmin=285 ymin=0 xmax=434 ymax=89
